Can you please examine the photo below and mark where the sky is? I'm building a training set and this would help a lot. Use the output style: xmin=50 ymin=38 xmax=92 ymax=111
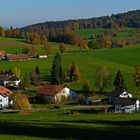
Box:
xmin=0 ymin=0 xmax=140 ymax=28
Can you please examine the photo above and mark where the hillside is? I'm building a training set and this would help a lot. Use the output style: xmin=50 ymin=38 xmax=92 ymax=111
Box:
xmin=20 ymin=10 xmax=140 ymax=41
xmin=0 ymin=37 xmax=140 ymax=97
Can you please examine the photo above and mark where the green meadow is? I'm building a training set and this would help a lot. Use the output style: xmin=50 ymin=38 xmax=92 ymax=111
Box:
xmin=0 ymin=110 xmax=140 ymax=140
xmin=0 ymin=37 xmax=140 ymax=96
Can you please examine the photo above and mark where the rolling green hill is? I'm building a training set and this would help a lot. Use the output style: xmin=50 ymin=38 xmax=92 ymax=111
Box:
xmin=0 ymin=37 xmax=139 ymax=97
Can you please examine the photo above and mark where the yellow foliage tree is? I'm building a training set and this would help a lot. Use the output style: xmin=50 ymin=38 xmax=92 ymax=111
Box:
xmin=12 ymin=67 xmax=20 ymax=78
xmin=13 ymin=93 xmax=31 ymax=110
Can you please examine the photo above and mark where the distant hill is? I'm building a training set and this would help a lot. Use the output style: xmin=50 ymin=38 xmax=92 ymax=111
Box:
xmin=20 ymin=10 xmax=140 ymax=41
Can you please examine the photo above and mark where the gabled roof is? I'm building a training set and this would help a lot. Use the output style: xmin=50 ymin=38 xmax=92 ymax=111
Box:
xmin=0 ymin=74 xmax=19 ymax=82
xmin=107 ymin=89 xmax=124 ymax=97
xmin=7 ymin=54 xmax=29 ymax=61
xmin=114 ymin=97 xmax=136 ymax=105
xmin=0 ymin=86 xmax=13 ymax=97
xmin=37 ymin=85 xmax=65 ymax=96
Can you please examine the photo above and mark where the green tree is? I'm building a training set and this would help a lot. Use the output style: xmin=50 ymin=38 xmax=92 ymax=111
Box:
xmin=22 ymin=47 xmax=30 ymax=55
xmin=35 ymin=65 xmax=40 ymax=75
xmin=88 ymin=39 xmax=99 ymax=50
xmin=29 ymin=70 xmax=40 ymax=85
xmin=113 ymin=70 xmax=125 ymax=90
xmin=0 ymin=25 xmax=4 ymax=37
xmin=51 ymin=53 xmax=65 ymax=85
xmin=20 ymin=73 xmax=30 ymax=90
xmin=95 ymin=65 xmax=111 ymax=94
xmin=82 ymin=80 xmax=91 ymax=97
xmin=66 ymin=62 xmax=80 ymax=82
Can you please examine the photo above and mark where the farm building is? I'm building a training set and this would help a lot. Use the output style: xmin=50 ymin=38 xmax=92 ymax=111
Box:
xmin=0 ymin=86 xmax=13 ymax=109
xmin=37 ymin=54 xmax=47 ymax=59
xmin=107 ymin=89 xmax=124 ymax=104
xmin=111 ymin=43 xmax=123 ymax=48
xmin=6 ymin=54 xmax=29 ymax=61
xmin=114 ymin=98 xmax=139 ymax=113
xmin=37 ymin=85 xmax=76 ymax=103
xmin=0 ymin=74 xmax=21 ymax=87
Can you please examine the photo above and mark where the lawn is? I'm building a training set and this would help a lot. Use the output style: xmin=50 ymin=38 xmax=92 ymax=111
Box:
xmin=0 ymin=43 xmax=140 ymax=96
xmin=0 ymin=110 xmax=140 ymax=139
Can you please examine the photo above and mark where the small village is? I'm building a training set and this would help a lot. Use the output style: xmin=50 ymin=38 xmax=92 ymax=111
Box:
xmin=0 ymin=1 xmax=140 ymax=139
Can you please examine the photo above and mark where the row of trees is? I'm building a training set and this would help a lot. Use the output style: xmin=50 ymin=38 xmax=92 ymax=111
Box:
xmin=20 ymin=10 xmax=140 ymax=42
xmin=51 ymin=53 xmax=80 ymax=85
xmin=82 ymin=67 xmax=125 ymax=96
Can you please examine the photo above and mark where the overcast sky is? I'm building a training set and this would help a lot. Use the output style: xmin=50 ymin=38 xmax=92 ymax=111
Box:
xmin=0 ymin=0 xmax=140 ymax=28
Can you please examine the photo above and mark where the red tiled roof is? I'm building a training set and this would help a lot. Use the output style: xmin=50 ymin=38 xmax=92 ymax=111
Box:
xmin=37 ymin=85 xmax=65 ymax=96
xmin=0 ymin=50 xmax=6 ymax=56
xmin=0 ymin=86 xmax=13 ymax=97
xmin=7 ymin=54 xmax=29 ymax=61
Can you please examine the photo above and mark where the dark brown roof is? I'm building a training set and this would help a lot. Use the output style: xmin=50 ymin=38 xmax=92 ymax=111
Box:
xmin=37 ymin=85 xmax=65 ymax=96
xmin=0 ymin=86 xmax=12 ymax=97
xmin=107 ymin=89 xmax=124 ymax=97
xmin=0 ymin=74 xmax=19 ymax=82
xmin=114 ymin=97 xmax=136 ymax=105
xmin=7 ymin=54 xmax=29 ymax=61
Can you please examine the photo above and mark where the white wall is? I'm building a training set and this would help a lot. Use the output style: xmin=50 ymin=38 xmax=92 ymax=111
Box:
xmin=0 ymin=95 xmax=9 ymax=108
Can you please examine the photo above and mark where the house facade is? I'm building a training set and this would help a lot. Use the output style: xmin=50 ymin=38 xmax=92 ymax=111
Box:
xmin=0 ymin=74 xmax=21 ymax=87
xmin=114 ymin=98 xmax=139 ymax=113
xmin=37 ymin=85 xmax=76 ymax=103
xmin=0 ymin=86 xmax=13 ymax=109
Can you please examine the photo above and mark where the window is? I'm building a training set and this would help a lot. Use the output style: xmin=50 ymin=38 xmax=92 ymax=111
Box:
xmin=0 ymin=99 xmax=2 ymax=102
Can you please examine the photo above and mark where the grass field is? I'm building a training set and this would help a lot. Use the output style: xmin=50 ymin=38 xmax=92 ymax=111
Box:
xmin=0 ymin=38 xmax=140 ymax=96
xmin=0 ymin=110 xmax=140 ymax=139
xmin=75 ymin=27 xmax=139 ymax=40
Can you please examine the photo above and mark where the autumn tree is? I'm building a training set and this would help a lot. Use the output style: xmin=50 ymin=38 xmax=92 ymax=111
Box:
xmin=66 ymin=62 xmax=80 ymax=82
xmin=30 ymin=33 xmax=41 ymax=45
xmin=31 ymin=46 xmax=39 ymax=57
xmin=95 ymin=65 xmax=111 ymax=94
xmin=73 ymin=20 xmax=79 ymax=31
xmin=113 ymin=70 xmax=125 ymax=90
xmin=41 ymin=35 xmax=48 ymax=44
xmin=78 ymin=40 xmax=89 ymax=50
xmin=44 ymin=42 xmax=52 ymax=55
xmin=82 ymin=80 xmax=91 ymax=97
xmin=59 ymin=43 xmax=66 ymax=54
xmin=51 ymin=53 xmax=65 ymax=85
xmin=101 ymin=33 xmax=111 ymax=48
xmin=13 ymin=93 xmax=31 ymax=110
xmin=12 ymin=67 xmax=20 ymax=78
xmin=111 ymin=20 xmax=120 ymax=33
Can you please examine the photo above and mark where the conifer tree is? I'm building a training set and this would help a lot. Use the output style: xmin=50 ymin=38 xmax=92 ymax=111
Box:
xmin=113 ymin=70 xmax=125 ymax=90
xmin=51 ymin=53 xmax=65 ymax=85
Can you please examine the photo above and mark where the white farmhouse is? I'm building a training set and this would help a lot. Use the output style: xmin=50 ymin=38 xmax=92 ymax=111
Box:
xmin=37 ymin=85 xmax=76 ymax=103
xmin=114 ymin=98 xmax=139 ymax=113
xmin=0 ymin=86 xmax=13 ymax=109
xmin=0 ymin=74 xmax=21 ymax=87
